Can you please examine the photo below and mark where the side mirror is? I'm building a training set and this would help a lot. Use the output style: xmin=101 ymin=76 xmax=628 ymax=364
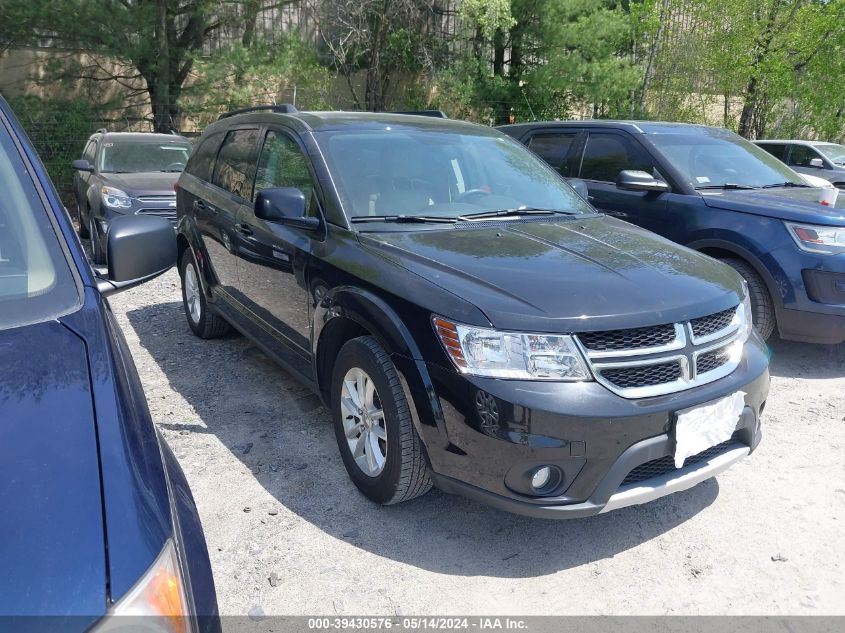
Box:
xmin=567 ymin=178 xmax=590 ymax=200
xmin=72 ymin=159 xmax=93 ymax=173
xmin=96 ymin=216 xmax=176 ymax=296
xmin=254 ymin=187 xmax=321 ymax=230
xmin=616 ymin=170 xmax=670 ymax=192
xmin=809 ymin=157 xmax=825 ymax=168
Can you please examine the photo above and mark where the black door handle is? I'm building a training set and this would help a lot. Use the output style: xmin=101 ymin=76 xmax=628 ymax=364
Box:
xmin=235 ymin=223 xmax=254 ymax=237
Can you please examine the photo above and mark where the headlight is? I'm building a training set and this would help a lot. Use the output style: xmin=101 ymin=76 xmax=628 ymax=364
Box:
xmin=785 ymin=221 xmax=845 ymax=255
xmin=101 ymin=186 xmax=133 ymax=209
xmin=93 ymin=539 xmax=191 ymax=633
xmin=432 ymin=316 xmax=591 ymax=381
xmin=738 ymin=281 xmax=753 ymax=342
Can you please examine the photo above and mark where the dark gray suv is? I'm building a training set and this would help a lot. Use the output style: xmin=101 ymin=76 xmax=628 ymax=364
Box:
xmin=72 ymin=131 xmax=191 ymax=264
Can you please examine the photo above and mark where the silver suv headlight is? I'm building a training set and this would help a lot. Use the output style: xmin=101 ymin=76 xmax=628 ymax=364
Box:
xmin=433 ymin=316 xmax=592 ymax=381
xmin=101 ymin=186 xmax=133 ymax=210
xmin=738 ymin=280 xmax=753 ymax=342
xmin=93 ymin=539 xmax=192 ymax=633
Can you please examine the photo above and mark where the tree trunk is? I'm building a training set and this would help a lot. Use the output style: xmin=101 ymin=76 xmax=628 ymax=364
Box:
xmin=492 ymin=27 xmax=509 ymax=124
xmin=737 ymin=76 xmax=757 ymax=138
xmin=639 ymin=0 xmax=669 ymax=112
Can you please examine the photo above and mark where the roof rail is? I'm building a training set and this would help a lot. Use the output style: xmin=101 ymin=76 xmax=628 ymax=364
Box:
xmin=218 ymin=104 xmax=298 ymax=120
xmin=390 ymin=110 xmax=448 ymax=119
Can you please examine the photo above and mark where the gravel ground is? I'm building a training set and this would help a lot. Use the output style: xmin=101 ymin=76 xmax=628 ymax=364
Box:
xmin=107 ymin=268 xmax=845 ymax=617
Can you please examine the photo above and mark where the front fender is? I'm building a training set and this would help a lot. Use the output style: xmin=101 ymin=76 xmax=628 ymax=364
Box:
xmin=314 ymin=286 xmax=450 ymax=449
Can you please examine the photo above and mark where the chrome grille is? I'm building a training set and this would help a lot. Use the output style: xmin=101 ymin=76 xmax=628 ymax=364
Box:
xmin=600 ymin=361 xmax=683 ymax=389
xmin=579 ymin=324 xmax=676 ymax=352
xmin=696 ymin=346 xmax=732 ymax=375
xmin=576 ymin=303 xmax=745 ymax=399
xmin=691 ymin=307 xmax=736 ymax=340
xmin=621 ymin=439 xmax=736 ymax=486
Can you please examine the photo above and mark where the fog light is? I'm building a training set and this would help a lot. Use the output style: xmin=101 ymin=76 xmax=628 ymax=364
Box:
xmin=531 ymin=466 xmax=552 ymax=490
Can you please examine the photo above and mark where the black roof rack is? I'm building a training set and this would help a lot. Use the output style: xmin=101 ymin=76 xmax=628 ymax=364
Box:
xmin=218 ymin=104 xmax=298 ymax=120
xmin=389 ymin=110 xmax=448 ymax=119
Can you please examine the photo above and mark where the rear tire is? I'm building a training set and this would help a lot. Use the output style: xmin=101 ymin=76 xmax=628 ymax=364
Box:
xmin=722 ymin=257 xmax=776 ymax=340
xmin=331 ymin=336 xmax=432 ymax=505
xmin=77 ymin=201 xmax=90 ymax=239
xmin=179 ymin=250 xmax=231 ymax=339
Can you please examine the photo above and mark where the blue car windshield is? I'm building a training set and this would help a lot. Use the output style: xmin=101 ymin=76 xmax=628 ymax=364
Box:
xmin=314 ymin=128 xmax=593 ymax=221
xmin=0 ymin=118 xmax=80 ymax=330
xmin=648 ymin=131 xmax=805 ymax=189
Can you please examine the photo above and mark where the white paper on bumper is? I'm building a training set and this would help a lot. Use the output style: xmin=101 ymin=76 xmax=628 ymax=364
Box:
xmin=674 ymin=391 xmax=746 ymax=468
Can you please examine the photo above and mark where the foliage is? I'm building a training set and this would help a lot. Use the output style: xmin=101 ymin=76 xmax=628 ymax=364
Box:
xmin=6 ymin=95 xmax=104 ymax=201
xmin=182 ymin=35 xmax=332 ymax=128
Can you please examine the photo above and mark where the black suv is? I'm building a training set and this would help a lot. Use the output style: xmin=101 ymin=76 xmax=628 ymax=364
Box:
xmin=72 ymin=131 xmax=192 ymax=264
xmin=175 ymin=106 xmax=769 ymax=518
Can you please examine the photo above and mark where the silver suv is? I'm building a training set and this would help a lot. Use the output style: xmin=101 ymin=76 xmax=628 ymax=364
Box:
xmin=755 ymin=139 xmax=845 ymax=189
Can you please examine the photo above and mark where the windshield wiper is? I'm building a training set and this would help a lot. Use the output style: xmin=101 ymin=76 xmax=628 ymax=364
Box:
xmin=758 ymin=182 xmax=809 ymax=189
xmin=695 ymin=183 xmax=756 ymax=190
xmin=457 ymin=208 xmax=568 ymax=220
xmin=350 ymin=214 xmax=458 ymax=224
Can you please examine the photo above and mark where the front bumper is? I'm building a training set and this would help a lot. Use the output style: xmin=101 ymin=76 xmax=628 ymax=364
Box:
xmin=771 ymin=246 xmax=845 ymax=344
xmin=421 ymin=337 xmax=769 ymax=519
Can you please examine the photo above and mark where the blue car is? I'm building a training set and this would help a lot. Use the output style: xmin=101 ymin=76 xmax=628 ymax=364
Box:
xmin=501 ymin=121 xmax=845 ymax=345
xmin=0 ymin=97 xmax=219 ymax=631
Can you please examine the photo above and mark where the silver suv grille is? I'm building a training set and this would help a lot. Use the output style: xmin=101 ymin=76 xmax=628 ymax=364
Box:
xmin=576 ymin=305 xmax=744 ymax=399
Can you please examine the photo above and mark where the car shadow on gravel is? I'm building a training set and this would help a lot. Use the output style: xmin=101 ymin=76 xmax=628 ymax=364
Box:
xmin=766 ymin=338 xmax=845 ymax=379
xmin=129 ymin=301 xmax=720 ymax=579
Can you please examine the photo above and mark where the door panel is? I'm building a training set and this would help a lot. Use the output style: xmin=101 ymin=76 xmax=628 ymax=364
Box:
xmin=199 ymin=128 xmax=260 ymax=293
xmin=235 ymin=128 xmax=320 ymax=376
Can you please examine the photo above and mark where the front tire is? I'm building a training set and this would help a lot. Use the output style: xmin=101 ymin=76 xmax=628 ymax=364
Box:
xmin=179 ymin=249 xmax=231 ymax=339
xmin=722 ymin=257 xmax=776 ymax=340
xmin=331 ymin=336 xmax=432 ymax=505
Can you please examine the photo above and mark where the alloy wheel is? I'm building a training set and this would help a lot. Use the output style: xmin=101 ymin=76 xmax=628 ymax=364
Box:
xmin=340 ymin=367 xmax=387 ymax=477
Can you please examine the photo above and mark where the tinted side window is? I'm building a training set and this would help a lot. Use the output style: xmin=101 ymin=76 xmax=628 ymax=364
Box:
xmin=185 ymin=133 xmax=223 ymax=182
xmin=211 ymin=129 xmax=259 ymax=198
xmin=787 ymin=144 xmax=821 ymax=167
xmin=758 ymin=143 xmax=787 ymax=160
xmin=254 ymin=131 xmax=315 ymax=209
xmin=528 ymin=133 xmax=578 ymax=176
xmin=579 ymin=133 xmax=654 ymax=182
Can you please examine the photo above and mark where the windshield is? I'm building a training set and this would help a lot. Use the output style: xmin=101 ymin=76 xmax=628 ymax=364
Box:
xmin=648 ymin=130 xmax=805 ymax=189
xmin=99 ymin=140 xmax=191 ymax=173
xmin=314 ymin=128 xmax=592 ymax=222
xmin=815 ymin=143 xmax=845 ymax=166
xmin=0 ymin=117 xmax=80 ymax=330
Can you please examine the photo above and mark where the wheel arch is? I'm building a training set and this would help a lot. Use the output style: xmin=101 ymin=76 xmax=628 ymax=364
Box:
xmin=687 ymin=238 xmax=783 ymax=310
xmin=312 ymin=286 xmax=448 ymax=445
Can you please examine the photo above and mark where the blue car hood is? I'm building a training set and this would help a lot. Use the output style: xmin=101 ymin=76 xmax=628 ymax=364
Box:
xmin=700 ymin=187 xmax=845 ymax=225
xmin=0 ymin=320 xmax=105 ymax=626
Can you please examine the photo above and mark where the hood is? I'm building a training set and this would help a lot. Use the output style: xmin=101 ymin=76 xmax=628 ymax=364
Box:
xmin=101 ymin=171 xmax=179 ymax=197
xmin=361 ymin=215 xmax=743 ymax=332
xmin=0 ymin=321 xmax=105 ymax=626
xmin=701 ymin=187 xmax=845 ymax=225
